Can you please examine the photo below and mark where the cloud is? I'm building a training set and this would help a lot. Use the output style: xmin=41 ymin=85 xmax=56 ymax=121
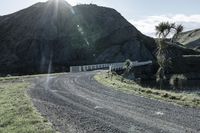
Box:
xmin=129 ymin=14 xmax=200 ymax=37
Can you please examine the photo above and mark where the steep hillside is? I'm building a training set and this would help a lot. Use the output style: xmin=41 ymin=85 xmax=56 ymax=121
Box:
xmin=0 ymin=0 xmax=199 ymax=75
xmin=161 ymin=42 xmax=200 ymax=73
xmin=0 ymin=0 xmax=156 ymax=75
xmin=176 ymin=29 xmax=200 ymax=49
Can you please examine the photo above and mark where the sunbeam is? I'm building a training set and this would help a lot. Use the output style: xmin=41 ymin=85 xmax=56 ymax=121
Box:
xmin=45 ymin=54 xmax=53 ymax=89
xmin=76 ymin=24 xmax=90 ymax=46
xmin=50 ymin=0 xmax=77 ymax=6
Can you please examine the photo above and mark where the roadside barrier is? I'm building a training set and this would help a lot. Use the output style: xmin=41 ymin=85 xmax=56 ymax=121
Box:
xmin=70 ymin=61 xmax=152 ymax=72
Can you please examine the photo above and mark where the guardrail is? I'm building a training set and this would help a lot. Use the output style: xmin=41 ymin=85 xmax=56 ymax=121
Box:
xmin=70 ymin=60 xmax=152 ymax=72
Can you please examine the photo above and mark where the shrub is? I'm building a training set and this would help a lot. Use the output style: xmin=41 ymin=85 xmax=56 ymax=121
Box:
xmin=170 ymin=74 xmax=187 ymax=89
xmin=123 ymin=59 xmax=134 ymax=74
xmin=161 ymin=93 xmax=169 ymax=98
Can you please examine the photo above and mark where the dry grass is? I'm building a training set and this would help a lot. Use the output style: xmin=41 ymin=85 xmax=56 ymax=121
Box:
xmin=94 ymin=72 xmax=200 ymax=108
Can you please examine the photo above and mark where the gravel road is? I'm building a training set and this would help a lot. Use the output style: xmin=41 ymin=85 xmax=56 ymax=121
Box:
xmin=29 ymin=71 xmax=200 ymax=133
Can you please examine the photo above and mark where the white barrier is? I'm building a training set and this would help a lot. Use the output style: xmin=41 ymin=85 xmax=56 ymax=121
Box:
xmin=70 ymin=60 xmax=153 ymax=72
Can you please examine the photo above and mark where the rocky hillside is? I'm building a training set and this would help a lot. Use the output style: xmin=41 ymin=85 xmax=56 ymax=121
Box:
xmin=160 ymin=42 xmax=200 ymax=74
xmin=0 ymin=0 xmax=199 ymax=75
xmin=0 ymin=0 xmax=157 ymax=75
xmin=176 ymin=29 xmax=200 ymax=49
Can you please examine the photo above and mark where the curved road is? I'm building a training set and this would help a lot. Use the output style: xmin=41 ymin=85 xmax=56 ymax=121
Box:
xmin=29 ymin=71 xmax=200 ymax=133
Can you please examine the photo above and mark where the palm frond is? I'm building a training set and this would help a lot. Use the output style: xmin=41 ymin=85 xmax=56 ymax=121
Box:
xmin=176 ymin=24 xmax=184 ymax=34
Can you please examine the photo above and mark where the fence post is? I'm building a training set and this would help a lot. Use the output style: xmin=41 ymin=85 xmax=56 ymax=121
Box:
xmin=82 ymin=66 xmax=85 ymax=72
xmin=79 ymin=66 xmax=82 ymax=72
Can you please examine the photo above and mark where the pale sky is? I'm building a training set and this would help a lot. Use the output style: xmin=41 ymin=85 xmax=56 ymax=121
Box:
xmin=0 ymin=0 xmax=200 ymax=37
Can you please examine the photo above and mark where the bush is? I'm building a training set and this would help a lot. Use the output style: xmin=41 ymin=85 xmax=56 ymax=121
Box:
xmin=123 ymin=59 xmax=133 ymax=74
xmin=170 ymin=74 xmax=187 ymax=89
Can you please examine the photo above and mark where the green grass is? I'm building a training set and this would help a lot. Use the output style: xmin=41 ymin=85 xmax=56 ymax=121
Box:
xmin=0 ymin=73 xmax=65 ymax=82
xmin=0 ymin=83 xmax=55 ymax=133
xmin=94 ymin=72 xmax=200 ymax=108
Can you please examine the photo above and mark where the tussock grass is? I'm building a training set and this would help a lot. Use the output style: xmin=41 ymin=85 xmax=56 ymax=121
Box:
xmin=95 ymin=73 xmax=200 ymax=108
xmin=0 ymin=83 xmax=55 ymax=133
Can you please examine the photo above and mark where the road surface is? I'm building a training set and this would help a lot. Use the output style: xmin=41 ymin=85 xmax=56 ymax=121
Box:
xmin=29 ymin=71 xmax=200 ymax=133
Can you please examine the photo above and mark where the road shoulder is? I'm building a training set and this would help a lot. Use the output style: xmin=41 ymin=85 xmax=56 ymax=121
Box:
xmin=94 ymin=72 xmax=200 ymax=108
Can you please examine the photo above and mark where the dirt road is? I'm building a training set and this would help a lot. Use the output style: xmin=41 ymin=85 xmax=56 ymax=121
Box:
xmin=29 ymin=71 xmax=200 ymax=133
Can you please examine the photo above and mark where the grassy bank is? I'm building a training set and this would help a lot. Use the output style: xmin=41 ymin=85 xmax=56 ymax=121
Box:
xmin=0 ymin=73 xmax=65 ymax=82
xmin=94 ymin=72 xmax=200 ymax=108
xmin=0 ymin=83 xmax=55 ymax=133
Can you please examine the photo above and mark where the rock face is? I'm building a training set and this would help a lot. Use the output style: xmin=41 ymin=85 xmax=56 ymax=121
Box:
xmin=0 ymin=0 xmax=157 ymax=75
xmin=176 ymin=29 xmax=200 ymax=49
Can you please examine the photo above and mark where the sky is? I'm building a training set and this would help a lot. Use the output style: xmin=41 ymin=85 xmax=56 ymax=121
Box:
xmin=0 ymin=0 xmax=200 ymax=37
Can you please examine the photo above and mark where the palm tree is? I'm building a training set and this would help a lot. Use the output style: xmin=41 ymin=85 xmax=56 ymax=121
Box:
xmin=155 ymin=22 xmax=183 ymax=42
xmin=155 ymin=22 xmax=173 ymax=88
xmin=171 ymin=24 xmax=184 ymax=43
xmin=155 ymin=22 xmax=172 ymax=39
xmin=155 ymin=22 xmax=184 ymax=89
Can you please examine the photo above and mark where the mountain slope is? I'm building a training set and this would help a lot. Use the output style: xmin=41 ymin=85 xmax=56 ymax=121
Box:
xmin=1 ymin=0 xmax=199 ymax=75
xmin=0 ymin=0 xmax=157 ymax=75
xmin=176 ymin=29 xmax=200 ymax=49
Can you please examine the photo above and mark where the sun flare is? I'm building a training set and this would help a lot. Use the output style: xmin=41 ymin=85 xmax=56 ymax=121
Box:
xmin=47 ymin=0 xmax=77 ymax=5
